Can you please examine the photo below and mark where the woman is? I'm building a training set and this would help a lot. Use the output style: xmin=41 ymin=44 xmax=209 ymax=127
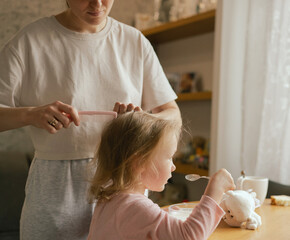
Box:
xmin=0 ymin=0 xmax=181 ymax=239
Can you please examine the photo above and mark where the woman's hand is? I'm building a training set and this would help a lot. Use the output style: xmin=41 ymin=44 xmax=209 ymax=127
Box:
xmin=204 ymin=168 xmax=236 ymax=204
xmin=113 ymin=102 xmax=142 ymax=114
xmin=27 ymin=101 xmax=80 ymax=134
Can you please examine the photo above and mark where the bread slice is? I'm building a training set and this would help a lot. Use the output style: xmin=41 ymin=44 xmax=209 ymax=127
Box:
xmin=271 ymin=195 xmax=290 ymax=206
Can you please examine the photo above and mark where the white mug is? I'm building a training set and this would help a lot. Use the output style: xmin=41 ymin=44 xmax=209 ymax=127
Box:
xmin=236 ymin=176 xmax=269 ymax=204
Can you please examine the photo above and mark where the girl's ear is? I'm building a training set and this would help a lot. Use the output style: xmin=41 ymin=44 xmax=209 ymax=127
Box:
xmin=131 ymin=156 xmax=145 ymax=176
xmin=137 ymin=165 xmax=146 ymax=179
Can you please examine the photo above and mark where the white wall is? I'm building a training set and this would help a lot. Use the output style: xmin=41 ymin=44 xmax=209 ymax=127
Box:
xmin=110 ymin=0 xmax=153 ymax=26
xmin=0 ymin=0 xmax=65 ymax=48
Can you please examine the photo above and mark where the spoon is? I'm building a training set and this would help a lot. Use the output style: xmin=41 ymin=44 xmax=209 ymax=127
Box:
xmin=185 ymin=174 xmax=210 ymax=181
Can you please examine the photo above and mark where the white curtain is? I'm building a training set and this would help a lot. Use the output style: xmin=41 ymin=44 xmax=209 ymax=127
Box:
xmin=211 ymin=0 xmax=290 ymax=185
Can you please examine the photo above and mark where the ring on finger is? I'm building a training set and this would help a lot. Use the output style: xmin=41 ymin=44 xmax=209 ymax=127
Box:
xmin=48 ymin=118 xmax=58 ymax=127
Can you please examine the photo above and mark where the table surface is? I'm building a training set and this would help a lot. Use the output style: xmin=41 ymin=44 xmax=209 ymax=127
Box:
xmin=165 ymin=199 xmax=290 ymax=240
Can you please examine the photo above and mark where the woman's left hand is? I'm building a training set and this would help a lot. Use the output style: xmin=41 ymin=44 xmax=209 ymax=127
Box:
xmin=113 ymin=102 xmax=142 ymax=114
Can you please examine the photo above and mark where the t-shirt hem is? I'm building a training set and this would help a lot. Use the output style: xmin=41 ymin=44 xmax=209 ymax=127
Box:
xmin=34 ymin=151 xmax=95 ymax=160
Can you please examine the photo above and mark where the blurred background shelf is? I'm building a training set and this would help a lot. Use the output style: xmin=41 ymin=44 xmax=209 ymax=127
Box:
xmin=142 ymin=10 xmax=215 ymax=44
xmin=176 ymin=91 xmax=212 ymax=102
xmin=174 ymin=161 xmax=209 ymax=176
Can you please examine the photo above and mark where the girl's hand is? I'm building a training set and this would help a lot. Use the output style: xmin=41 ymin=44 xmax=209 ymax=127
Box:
xmin=113 ymin=102 xmax=142 ymax=114
xmin=204 ymin=168 xmax=236 ymax=204
xmin=27 ymin=101 xmax=80 ymax=134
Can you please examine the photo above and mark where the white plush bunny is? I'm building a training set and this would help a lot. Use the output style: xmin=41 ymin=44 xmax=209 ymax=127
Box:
xmin=220 ymin=190 xmax=262 ymax=230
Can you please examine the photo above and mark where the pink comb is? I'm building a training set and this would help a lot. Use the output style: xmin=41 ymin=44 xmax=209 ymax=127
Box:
xmin=78 ymin=111 xmax=117 ymax=117
xmin=78 ymin=111 xmax=117 ymax=122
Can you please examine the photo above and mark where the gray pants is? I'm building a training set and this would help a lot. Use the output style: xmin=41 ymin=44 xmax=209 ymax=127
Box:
xmin=20 ymin=158 xmax=95 ymax=240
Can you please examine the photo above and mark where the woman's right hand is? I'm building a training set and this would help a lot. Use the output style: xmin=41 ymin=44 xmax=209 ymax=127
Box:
xmin=26 ymin=101 xmax=80 ymax=134
xmin=204 ymin=168 xmax=236 ymax=204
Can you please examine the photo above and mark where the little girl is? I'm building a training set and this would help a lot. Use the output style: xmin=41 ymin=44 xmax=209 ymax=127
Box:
xmin=87 ymin=112 xmax=235 ymax=240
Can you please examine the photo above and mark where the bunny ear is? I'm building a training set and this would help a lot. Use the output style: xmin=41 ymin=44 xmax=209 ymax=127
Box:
xmin=226 ymin=190 xmax=234 ymax=196
xmin=221 ymin=191 xmax=232 ymax=202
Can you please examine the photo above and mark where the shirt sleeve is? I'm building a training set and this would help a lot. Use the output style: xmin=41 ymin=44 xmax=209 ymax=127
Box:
xmin=116 ymin=195 xmax=225 ymax=240
xmin=0 ymin=44 xmax=24 ymax=108
xmin=140 ymin=35 xmax=177 ymax=111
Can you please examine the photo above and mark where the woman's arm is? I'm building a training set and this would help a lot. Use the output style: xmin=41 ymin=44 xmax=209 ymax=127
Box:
xmin=151 ymin=101 xmax=182 ymax=124
xmin=0 ymin=107 xmax=33 ymax=132
xmin=0 ymin=101 xmax=80 ymax=133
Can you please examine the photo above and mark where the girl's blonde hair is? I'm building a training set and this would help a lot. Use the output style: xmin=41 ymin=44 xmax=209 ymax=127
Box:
xmin=88 ymin=111 xmax=181 ymax=203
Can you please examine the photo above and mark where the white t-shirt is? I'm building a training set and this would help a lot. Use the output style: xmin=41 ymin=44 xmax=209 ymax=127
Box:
xmin=0 ymin=16 xmax=177 ymax=160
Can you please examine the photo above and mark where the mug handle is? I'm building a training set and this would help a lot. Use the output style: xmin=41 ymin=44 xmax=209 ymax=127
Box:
xmin=236 ymin=176 xmax=245 ymax=190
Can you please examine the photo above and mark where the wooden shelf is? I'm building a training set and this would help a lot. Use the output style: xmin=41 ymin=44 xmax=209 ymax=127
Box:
xmin=142 ymin=10 xmax=215 ymax=44
xmin=174 ymin=161 xmax=209 ymax=176
xmin=176 ymin=91 xmax=212 ymax=102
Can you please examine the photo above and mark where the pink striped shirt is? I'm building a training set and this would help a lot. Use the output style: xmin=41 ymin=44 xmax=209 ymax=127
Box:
xmin=88 ymin=193 xmax=224 ymax=240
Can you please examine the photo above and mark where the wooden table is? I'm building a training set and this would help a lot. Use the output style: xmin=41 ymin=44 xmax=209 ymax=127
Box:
xmin=164 ymin=199 xmax=290 ymax=239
